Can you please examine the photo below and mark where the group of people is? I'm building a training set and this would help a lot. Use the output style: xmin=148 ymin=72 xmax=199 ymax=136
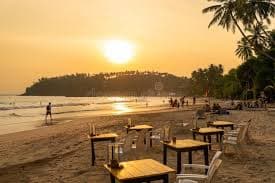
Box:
xmin=201 ymin=101 xmax=230 ymax=115
xmin=169 ymin=96 xmax=196 ymax=108
xmin=231 ymin=98 xmax=267 ymax=110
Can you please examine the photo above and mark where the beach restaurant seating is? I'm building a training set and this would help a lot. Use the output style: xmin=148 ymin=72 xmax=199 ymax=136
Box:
xmin=116 ymin=130 xmax=150 ymax=160
xmin=222 ymin=124 xmax=249 ymax=155
xmin=149 ymin=125 xmax=172 ymax=142
xmin=136 ymin=130 xmax=149 ymax=154
xmin=181 ymin=151 xmax=222 ymax=174
xmin=118 ymin=131 xmax=138 ymax=160
xmin=230 ymin=119 xmax=252 ymax=142
xmin=176 ymin=159 xmax=222 ymax=183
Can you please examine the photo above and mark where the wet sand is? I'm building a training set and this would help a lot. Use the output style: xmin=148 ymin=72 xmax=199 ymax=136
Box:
xmin=0 ymin=107 xmax=274 ymax=182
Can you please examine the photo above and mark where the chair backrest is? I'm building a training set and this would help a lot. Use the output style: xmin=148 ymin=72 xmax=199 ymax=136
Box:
xmin=123 ymin=131 xmax=138 ymax=153
xmin=163 ymin=125 xmax=172 ymax=142
xmin=136 ymin=130 xmax=148 ymax=151
xmin=152 ymin=128 xmax=163 ymax=140
xmin=238 ymin=124 xmax=249 ymax=143
xmin=209 ymin=151 xmax=222 ymax=167
xmin=207 ymin=159 xmax=222 ymax=182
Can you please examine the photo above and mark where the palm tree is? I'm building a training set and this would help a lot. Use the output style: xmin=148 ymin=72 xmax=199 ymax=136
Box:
xmin=203 ymin=0 xmax=248 ymax=40
xmin=235 ymin=38 xmax=254 ymax=60
xmin=235 ymin=24 xmax=271 ymax=60
xmin=239 ymin=0 xmax=275 ymax=44
xmin=203 ymin=0 xmax=275 ymax=61
xmin=246 ymin=24 xmax=269 ymax=52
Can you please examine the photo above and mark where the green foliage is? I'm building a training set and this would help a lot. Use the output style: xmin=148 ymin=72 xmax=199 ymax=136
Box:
xmin=204 ymin=0 xmax=275 ymax=61
xmin=222 ymin=69 xmax=242 ymax=99
xmin=191 ymin=64 xmax=224 ymax=97
xmin=24 ymin=71 xmax=191 ymax=97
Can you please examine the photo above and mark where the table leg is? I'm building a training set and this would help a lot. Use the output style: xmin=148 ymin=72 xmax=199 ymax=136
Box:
xmin=231 ymin=125 xmax=234 ymax=130
xmin=208 ymin=135 xmax=212 ymax=150
xmin=177 ymin=151 xmax=182 ymax=174
xmin=163 ymin=174 xmax=169 ymax=183
xmin=91 ymin=140 xmax=95 ymax=166
xmin=203 ymin=135 xmax=206 ymax=142
xmin=150 ymin=131 xmax=153 ymax=147
xmin=188 ymin=151 xmax=192 ymax=164
xmin=204 ymin=147 xmax=209 ymax=174
xmin=216 ymin=134 xmax=219 ymax=142
xmin=192 ymin=132 xmax=196 ymax=140
xmin=163 ymin=144 xmax=167 ymax=165
xmin=110 ymin=174 xmax=115 ymax=183
xmin=220 ymin=133 xmax=223 ymax=150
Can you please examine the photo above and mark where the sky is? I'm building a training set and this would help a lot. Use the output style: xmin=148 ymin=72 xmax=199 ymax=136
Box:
xmin=0 ymin=0 xmax=245 ymax=94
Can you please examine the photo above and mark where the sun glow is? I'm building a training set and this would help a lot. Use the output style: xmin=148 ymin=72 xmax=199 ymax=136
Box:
xmin=102 ymin=40 xmax=135 ymax=64
xmin=113 ymin=103 xmax=131 ymax=114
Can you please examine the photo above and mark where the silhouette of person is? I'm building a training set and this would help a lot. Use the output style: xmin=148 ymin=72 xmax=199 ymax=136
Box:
xmin=45 ymin=102 xmax=52 ymax=124
xmin=193 ymin=97 xmax=196 ymax=105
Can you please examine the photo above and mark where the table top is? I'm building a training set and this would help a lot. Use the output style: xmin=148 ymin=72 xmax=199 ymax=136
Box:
xmin=104 ymin=159 xmax=175 ymax=181
xmin=161 ymin=139 xmax=209 ymax=149
xmin=125 ymin=124 xmax=153 ymax=130
xmin=191 ymin=127 xmax=224 ymax=134
xmin=211 ymin=121 xmax=235 ymax=126
xmin=88 ymin=133 xmax=118 ymax=140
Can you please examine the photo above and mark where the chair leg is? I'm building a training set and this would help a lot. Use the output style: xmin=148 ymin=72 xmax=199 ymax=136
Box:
xmin=223 ymin=144 xmax=226 ymax=154
xmin=233 ymin=145 xmax=244 ymax=160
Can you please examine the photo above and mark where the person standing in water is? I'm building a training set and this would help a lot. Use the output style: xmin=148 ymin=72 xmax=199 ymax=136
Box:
xmin=45 ymin=102 xmax=52 ymax=124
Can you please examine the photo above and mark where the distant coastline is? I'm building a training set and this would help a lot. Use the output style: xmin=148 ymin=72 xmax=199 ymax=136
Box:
xmin=22 ymin=71 xmax=191 ymax=97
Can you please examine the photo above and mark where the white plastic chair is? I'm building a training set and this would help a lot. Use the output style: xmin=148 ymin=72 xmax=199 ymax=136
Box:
xmin=136 ymin=130 xmax=148 ymax=152
xmin=149 ymin=128 xmax=163 ymax=141
xmin=181 ymin=151 xmax=222 ymax=174
xmin=118 ymin=131 xmax=138 ymax=160
xmin=176 ymin=159 xmax=222 ymax=183
xmin=223 ymin=124 xmax=249 ymax=155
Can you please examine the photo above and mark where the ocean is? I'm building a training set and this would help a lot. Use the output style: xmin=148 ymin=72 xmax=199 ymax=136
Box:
xmin=0 ymin=96 xmax=207 ymax=135
xmin=0 ymin=96 xmax=171 ymax=135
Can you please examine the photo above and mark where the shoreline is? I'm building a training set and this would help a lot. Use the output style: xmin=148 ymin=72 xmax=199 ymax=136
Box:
xmin=0 ymin=104 xmax=202 ymax=137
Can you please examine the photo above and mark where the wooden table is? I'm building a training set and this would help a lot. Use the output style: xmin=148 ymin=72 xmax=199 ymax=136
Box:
xmin=124 ymin=125 xmax=154 ymax=147
xmin=125 ymin=124 xmax=153 ymax=133
xmin=191 ymin=128 xmax=224 ymax=150
xmin=162 ymin=139 xmax=209 ymax=174
xmin=88 ymin=133 xmax=118 ymax=166
xmin=104 ymin=159 xmax=175 ymax=183
xmin=207 ymin=121 xmax=234 ymax=130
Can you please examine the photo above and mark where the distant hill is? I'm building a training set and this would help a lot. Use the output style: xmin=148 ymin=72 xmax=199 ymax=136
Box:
xmin=23 ymin=71 xmax=191 ymax=97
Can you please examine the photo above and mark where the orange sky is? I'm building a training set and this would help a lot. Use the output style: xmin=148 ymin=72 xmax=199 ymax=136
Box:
xmin=0 ymin=0 xmax=244 ymax=94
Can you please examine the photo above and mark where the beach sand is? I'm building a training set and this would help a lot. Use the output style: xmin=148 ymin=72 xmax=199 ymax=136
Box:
xmin=0 ymin=107 xmax=274 ymax=183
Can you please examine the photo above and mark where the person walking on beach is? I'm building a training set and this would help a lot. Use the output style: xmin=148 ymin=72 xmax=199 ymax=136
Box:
xmin=45 ymin=102 xmax=52 ymax=124
xmin=193 ymin=96 xmax=196 ymax=105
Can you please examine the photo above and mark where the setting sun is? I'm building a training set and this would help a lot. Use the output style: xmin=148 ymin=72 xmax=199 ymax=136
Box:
xmin=102 ymin=40 xmax=135 ymax=64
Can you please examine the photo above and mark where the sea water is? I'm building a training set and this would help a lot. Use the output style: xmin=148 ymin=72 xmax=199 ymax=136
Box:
xmin=0 ymin=96 xmax=170 ymax=135
xmin=0 ymin=96 xmax=207 ymax=135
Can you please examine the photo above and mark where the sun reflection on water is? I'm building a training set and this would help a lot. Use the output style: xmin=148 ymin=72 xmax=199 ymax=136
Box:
xmin=112 ymin=103 xmax=132 ymax=114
